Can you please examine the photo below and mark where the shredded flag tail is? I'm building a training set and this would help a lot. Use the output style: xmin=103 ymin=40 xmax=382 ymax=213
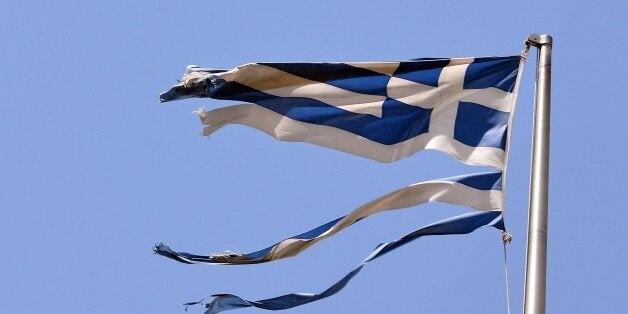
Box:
xmin=183 ymin=210 xmax=504 ymax=313
xmin=153 ymin=172 xmax=503 ymax=265
xmin=160 ymin=57 xmax=523 ymax=169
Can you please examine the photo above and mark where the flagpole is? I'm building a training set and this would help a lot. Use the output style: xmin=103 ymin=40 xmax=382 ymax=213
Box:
xmin=523 ymin=33 xmax=553 ymax=314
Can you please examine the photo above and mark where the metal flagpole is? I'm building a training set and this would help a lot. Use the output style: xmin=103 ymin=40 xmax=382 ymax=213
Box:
xmin=523 ymin=33 xmax=553 ymax=314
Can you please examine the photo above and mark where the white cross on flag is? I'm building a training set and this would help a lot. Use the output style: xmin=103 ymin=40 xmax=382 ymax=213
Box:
xmin=161 ymin=56 xmax=522 ymax=169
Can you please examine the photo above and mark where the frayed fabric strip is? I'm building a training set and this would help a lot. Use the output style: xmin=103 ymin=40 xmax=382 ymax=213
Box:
xmin=154 ymin=172 xmax=503 ymax=265
xmin=183 ymin=210 xmax=504 ymax=313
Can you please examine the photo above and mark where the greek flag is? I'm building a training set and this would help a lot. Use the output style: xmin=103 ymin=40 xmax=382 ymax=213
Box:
xmin=157 ymin=55 xmax=525 ymax=312
xmin=161 ymin=56 xmax=522 ymax=169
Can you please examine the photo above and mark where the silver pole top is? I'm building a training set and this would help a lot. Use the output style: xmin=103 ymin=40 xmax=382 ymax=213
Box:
xmin=526 ymin=34 xmax=553 ymax=47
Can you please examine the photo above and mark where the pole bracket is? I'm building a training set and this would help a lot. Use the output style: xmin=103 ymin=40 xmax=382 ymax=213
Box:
xmin=526 ymin=34 xmax=553 ymax=47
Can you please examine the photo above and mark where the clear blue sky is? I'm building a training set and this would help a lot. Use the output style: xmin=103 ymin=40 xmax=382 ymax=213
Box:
xmin=2 ymin=1 xmax=626 ymax=313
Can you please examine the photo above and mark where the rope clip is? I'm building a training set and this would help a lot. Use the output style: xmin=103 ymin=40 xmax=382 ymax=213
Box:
xmin=501 ymin=231 xmax=513 ymax=244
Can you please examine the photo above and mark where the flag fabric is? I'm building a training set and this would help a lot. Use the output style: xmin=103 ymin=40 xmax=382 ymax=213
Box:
xmin=160 ymin=56 xmax=523 ymax=169
xmin=154 ymin=172 xmax=503 ymax=265
xmin=157 ymin=55 xmax=525 ymax=312
xmin=182 ymin=210 xmax=505 ymax=313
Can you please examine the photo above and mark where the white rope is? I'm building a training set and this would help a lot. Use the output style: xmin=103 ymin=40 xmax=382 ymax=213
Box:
xmin=502 ymin=231 xmax=513 ymax=314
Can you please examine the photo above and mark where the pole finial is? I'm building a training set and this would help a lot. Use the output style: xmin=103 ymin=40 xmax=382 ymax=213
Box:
xmin=526 ymin=34 xmax=553 ymax=47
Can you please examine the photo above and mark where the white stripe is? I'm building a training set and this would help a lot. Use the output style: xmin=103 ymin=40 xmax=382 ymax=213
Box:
xmin=216 ymin=63 xmax=386 ymax=117
xmin=257 ymin=178 xmax=501 ymax=261
xmin=198 ymin=104 xmax=506 ymax=169
xmin=460 ymin=88 xmax=514 ymax=112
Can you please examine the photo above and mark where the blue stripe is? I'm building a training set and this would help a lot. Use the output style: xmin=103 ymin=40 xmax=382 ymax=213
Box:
xmin=464 ymin=56 xmax=520 ymax=92
xmin=207 ymin=78 xmax=431 ymax=145
xmin=259 ymin=63 xmax=391 ymax=96
xmin=186 ymin=211 xmax=503 ymax=313
xmin=454 ymin=102 xmax=509 ymax=149
xmin=446 ymin=172 xmax=502 ymax=191
xmin=367 ymin=211 xmax=502 ymax=261
xmin=393 ymin=58 xmax=451 ymax=87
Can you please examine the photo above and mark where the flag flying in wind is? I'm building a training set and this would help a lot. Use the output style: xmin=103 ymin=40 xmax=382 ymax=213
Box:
xmin=160 ymin=56 xmax=522 ymax=169
xmin=157 ymin=54 xmax=525 ymax=312
xmin=154 ymin=172 xmax=503 ymax=265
